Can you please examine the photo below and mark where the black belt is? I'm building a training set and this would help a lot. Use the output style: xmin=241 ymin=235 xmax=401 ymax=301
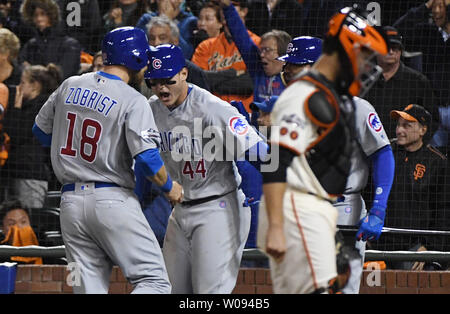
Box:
xmin=181 ymin=191 xmax=232 ymax=207
xmin=306 ymin=191 xmax=334 ymax=204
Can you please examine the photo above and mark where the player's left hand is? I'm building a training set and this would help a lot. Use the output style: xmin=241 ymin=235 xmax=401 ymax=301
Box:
xmin=356 ymin=209 xmax=385 ymax=241
xmin=166 ymin=181 xmax=183 ymax=204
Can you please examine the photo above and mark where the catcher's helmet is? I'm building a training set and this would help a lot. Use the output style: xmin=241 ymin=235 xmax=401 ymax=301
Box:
xmin=326 ymin=6 xmax=388 ymax=96
xmin=277 ymin=36 xmax=322 ymax=65
xmin=102 ymin=27 xmax=150 ymax=71
xmin=144 ymin=44 xmax=186 ymax=79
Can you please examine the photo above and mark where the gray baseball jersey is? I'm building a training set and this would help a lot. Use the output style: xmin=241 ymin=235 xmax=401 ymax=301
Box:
xmin=35 ymin=71 xmax=171 ymax=294
xmin=343 ymin=96 xmax=390 ymax=195
xmin=335 ymin=97 xmax=390 ymax=294
xmin=35 ymin=72 xmax=159 ymax=188
xmin=149 ymin=84 xmax=262 ymax=201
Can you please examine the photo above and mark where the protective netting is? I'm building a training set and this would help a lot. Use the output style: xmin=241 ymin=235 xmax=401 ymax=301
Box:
xmin=0 ymin=0 xmax=449 ymax=269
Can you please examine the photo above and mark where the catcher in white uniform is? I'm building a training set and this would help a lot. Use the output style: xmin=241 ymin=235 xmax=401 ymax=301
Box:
xmin=144 ymin=44 xmax=267 ymax=293
xmin=262 ymin=7 xmax=388 ymax=294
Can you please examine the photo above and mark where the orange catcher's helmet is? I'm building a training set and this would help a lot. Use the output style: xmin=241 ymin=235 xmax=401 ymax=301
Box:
xmin=326 ymin=6 xmax=388 ymax=96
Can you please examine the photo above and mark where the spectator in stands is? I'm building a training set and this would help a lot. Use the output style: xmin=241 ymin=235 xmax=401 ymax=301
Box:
xmin=103 ymin=0 xmax=149 ymax=33
xmin=0 ymin=0 xmax=34 ymax=44
xmin=191 ymin=0 xmax=259 ymax=108
xmin=371 ymin=104 xmax=450 ymax=270
xmin=136 ymin=0 xmax=197 ymax=59
xmin=394 ymin=0 xmax=450 ymax=109
xmin=90 ymin=50 xmax=104 ymax=72
xmin=364 ymin=26 xmax=439 ymax=140
xmin=219 ymin=0 xmax=289 ymax=252
xmin=432 ymin=106 xmax=450 ymax=155
xmin=19 ymin=0 xmax=81 ymax=79
xmin=244 ymin=0 xmax=303 ymax=37
xmin=221 ymin=0 xmax=290 ymax=105
xmin=301 ymin=0 xmax=343 ymax=38
xmin=143 ymin=15 xmax=244 ymax=96
xmin=192 ymin=0 xmax=222 ymax=48
xmin=2 ymin=63 xmax=62 ymax=209
xmin=56 ymin=0 xmax=103 ymax=55
xmin=0 ymin=28 xmax=21 ymax=200
xmin=0 ymin=5 xmax=7 ymax=27
xmin=0 ymin=28 xmax=22 ymax=85
xmin=0 ymin=199 xmax=42 ymax=264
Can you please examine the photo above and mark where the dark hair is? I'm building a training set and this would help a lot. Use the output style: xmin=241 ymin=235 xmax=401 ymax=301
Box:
xmin=20 ymin=0 xmax=61 ymax=26
xmin=23 ymin=63 xmax=62 ymax=95
xmin=200 ymin=1 xmax=224 ymax=24
xmin=109 ymin=0 xmax=149 ymax=27
xmin=0 ymin=199 xmax=29 ymax=223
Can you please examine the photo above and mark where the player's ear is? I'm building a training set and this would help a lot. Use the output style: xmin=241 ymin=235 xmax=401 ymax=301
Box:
xmin=179 ymin=67 xmax=188 ymax=82
xmin=419 ymin=124 xmax=428 ymax=137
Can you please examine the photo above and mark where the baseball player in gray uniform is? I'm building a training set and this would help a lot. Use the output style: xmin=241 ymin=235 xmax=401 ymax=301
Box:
xmin=32 ymin=27 xmax=183 ymax=294
xmin=335 ymin=96 xmax=395 ymax=294
xmin=144 ymin=44 xmax=267 ymax=293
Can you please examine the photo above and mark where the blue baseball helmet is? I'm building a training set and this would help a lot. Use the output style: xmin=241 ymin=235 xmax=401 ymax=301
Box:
xmin=102 ymin=27 xmax=150 ymax=71
xmin=277 ymin=36 xmax=322 ymax=65
xmin=144 ymin=44 xmax=186 ymax=79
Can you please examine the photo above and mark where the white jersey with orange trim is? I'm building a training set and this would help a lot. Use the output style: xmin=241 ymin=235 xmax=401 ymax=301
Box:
xmin=266 ymin=77 xmax=342 ymax=294
xmin=270 ymin=79 xmax=332 ymax=200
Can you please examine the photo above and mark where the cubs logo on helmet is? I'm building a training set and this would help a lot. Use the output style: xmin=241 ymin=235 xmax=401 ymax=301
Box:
xmin=145 ymin=44 xmax=186 ymax=79
xmin=277 ymin=36 xmax=323 ymax=65
xmin=152 ymin=59 xmax=162 ymax=70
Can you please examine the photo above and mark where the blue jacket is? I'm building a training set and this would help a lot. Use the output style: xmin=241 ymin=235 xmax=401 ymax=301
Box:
xmin=223 ymin=4 xmax=286 ymax=103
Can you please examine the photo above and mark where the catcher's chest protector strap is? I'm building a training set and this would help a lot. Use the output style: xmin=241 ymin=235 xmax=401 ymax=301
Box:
xmin=295 ymin=73 xmax=353 ymax=196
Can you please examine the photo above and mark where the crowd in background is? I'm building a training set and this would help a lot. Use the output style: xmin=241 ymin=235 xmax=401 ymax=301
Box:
xmin=0 ymin=0 xmax=449 ymax=270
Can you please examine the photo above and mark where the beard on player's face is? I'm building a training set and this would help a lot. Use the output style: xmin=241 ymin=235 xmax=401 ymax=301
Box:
xmin=128 ymin=69 xmax=144 ymax=87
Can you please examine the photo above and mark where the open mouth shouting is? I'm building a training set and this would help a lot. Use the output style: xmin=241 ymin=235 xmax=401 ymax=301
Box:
xmin=159 ymin=91 xmax=172 ymax=103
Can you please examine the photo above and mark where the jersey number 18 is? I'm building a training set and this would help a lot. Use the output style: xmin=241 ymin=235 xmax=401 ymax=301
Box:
xmin=60 ymin=112 xmax=102 ymax=163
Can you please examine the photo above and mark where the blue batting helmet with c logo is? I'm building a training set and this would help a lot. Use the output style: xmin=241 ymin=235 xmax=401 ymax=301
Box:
xmin=102 ymin=27 xmax=150 ymax=71
xmin=277 ymin=36 xmax=323 ymax=65
xmin=144 ymin=44 xmax=186 ymax=79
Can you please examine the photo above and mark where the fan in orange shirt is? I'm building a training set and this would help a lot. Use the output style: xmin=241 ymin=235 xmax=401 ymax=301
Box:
xmin=191 ymin=0 xmax=260 ymax=111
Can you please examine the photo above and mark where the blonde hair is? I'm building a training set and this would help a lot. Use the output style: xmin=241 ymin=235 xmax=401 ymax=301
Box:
xmin=0 ymin=28 xmax=21 ymax=63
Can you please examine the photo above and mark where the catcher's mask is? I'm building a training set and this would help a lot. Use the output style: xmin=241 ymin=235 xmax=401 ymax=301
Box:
xmin=326 ymin=6 xmax=388 ymax=97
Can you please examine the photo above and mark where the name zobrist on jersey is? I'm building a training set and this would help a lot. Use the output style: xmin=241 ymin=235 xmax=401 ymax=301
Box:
xmin=64 ymin=87 xmax=118 ymax=117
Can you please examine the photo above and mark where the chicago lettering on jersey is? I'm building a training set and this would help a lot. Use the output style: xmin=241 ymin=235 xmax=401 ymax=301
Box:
xmin=159 ymin=131 xmax=202 ymax=157
xmin=64 ymin=87 xmax=118 ymax=117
